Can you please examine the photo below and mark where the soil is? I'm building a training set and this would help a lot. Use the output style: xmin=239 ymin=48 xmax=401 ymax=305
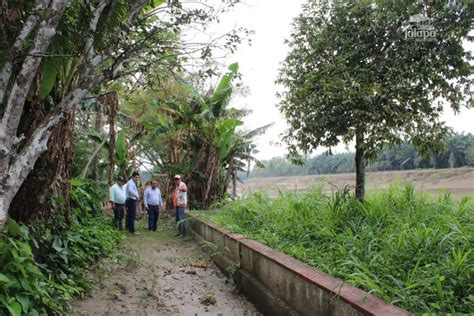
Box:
xmin=241 ymin=168 xmax=474 ymax=198
xmin=71 ymin=216 xmax=259 ymax=316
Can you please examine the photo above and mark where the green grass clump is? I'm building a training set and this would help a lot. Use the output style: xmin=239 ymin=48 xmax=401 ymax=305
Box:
xmin=205 ymin=184 xmax=474 ymax=313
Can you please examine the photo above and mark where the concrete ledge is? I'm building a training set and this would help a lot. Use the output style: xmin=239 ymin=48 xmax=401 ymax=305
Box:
xmin=237 ymin=269 xmax=300 ymax=316
xmin=189 ymin=217 xmax=411 ymax=316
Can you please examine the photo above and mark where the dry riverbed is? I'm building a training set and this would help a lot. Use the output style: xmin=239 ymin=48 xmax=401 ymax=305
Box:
xmin=72 ymin=216 xmax=259 ymax=316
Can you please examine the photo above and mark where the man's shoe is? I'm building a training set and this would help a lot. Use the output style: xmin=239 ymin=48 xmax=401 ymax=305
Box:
xmin=133 ymin=232 xmax=140 ymax=236
xmin=174 ymin=233 xmax=181 ymax=237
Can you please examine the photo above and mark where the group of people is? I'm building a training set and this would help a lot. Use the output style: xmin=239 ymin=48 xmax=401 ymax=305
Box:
xmin=108 ymin=172 xmax=188 ymax=236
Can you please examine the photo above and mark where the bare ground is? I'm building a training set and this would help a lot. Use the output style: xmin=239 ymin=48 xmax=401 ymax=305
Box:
xmin=71 ymin=216 xmax=259 ymax=316
xmin=241 ymin=168 xmax=474 ymax=198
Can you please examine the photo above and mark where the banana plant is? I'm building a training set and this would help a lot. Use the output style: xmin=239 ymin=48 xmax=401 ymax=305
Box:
xmin=121 ymin=62 xmax=271 ymax=208
xmin=80 ymin=129 xmax=135 ymax=179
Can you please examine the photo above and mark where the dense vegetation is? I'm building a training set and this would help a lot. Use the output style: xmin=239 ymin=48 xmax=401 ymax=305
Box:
xmin=1 ymin=0 xmax=473 ymax=314
xmin=206 ymin=186 xmax=473 ymax=313
xmin=1 ymin=1 xmax=259 ymax=313
xmin=1 ymin=0 xmax=260 ymax=312
xmin=249 ymin=133 xmax=474 ymax=178
xmin=0 ymin=180 xmax=122 ymax=315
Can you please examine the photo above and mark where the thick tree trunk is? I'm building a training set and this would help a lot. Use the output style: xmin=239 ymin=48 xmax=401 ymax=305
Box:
xmin=0 ymin=0 xmax=69 ymax=227
xmin=10 ymin=110 xmax=75 ymax=225
xmin=355 ymin=130 xmax=366 ymax=201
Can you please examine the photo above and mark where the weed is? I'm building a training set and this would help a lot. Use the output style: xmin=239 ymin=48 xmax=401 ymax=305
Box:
xmin=124 ymin=251 xmax=141 ymax=269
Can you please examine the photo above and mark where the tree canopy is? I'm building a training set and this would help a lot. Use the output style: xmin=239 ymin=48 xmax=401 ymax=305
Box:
xmin=277 ymin=0 xmax=473 ymax=200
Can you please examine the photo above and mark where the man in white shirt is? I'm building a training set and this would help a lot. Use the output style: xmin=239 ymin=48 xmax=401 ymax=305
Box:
xmin=144 ymin=180 xmax=163 ymax=231
xmin=109 ymin=176 xmax=126 ymax=229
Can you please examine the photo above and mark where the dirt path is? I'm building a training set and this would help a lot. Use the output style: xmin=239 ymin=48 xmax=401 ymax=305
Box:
xmin=72 ymin=217 xmax=259 ymax=316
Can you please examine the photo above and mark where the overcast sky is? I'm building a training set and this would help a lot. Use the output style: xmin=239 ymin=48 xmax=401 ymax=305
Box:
xmin=188 ymin=0 xmax=474 ymax=160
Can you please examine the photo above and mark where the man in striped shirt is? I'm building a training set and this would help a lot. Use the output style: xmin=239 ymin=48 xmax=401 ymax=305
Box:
xmin=125 ymin=171 xmax=140 ymax=235
xmin=144 ymin=180 xmax=163 ymax=231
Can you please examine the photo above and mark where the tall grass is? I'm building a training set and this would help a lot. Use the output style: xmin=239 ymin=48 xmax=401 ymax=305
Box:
xmin=206 ymin=184 xmax=473 ymax=313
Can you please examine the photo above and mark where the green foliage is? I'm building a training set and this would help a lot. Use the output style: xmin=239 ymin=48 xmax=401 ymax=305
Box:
xmin=0 ymin=180 xmax=123 ymax=315
xmin=114 ymin=129 xmax=134 ymax=178
xmin=205 ymin=186 xmax=474 ymax=313
xmin=38 ymin=58 xmax=59 ymax=99
xmin=0 ymin=220 xmax=52 ymax=316
xmin=70 ymin=178 xmax=107 ymax=216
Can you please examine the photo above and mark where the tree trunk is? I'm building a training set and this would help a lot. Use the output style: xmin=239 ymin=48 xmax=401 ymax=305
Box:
xmin=448 ymin=151 xmax=456 ymax=168
xmin=10 ymin=110 xmax=75 ymax=225
xmin=432 ymin=156 xmax=438 ymax=169
xmin=92 ymin=111 xmax=104 ymax=178
xmin=355 ymin=130 xmax=366 ymax=201
xmin=232 ymin=166 xmax=237 ymax=197
xmin=105 ymin=92 xmax=117 ymax=185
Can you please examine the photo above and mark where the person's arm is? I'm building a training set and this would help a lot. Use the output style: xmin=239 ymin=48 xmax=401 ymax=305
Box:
xmin=178 ymin=183 xmax=187 ymax=207
xmin=127 ymin=181 xmax=137 ymax=199
xmin=133 ymin=182 xmax=139 ymax=199
xmin=125 ymin=181 xmax=130 ymax=198
xmin=109 ymin=186 xmax=115 ymax=208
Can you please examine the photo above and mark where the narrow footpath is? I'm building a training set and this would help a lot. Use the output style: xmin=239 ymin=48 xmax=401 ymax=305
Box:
xmin=72 ymin=217 xmax=259 ymax=316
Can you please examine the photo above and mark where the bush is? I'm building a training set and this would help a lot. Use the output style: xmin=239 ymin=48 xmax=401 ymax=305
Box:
xmin=205 ymin=185 xmax=474 ymax=313
xmin=0 ymin=179 xmax=123 ymax=315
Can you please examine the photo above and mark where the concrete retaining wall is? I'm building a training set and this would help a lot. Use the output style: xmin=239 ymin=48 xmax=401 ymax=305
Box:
xmin=188 ymin=217 xmax=411 ymax=316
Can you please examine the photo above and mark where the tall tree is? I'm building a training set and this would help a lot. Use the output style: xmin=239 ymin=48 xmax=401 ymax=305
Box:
xmin=0 ymin=0 xmax=239 ymax=227
xmin=277 ymin=0 xmax=473 ymax=200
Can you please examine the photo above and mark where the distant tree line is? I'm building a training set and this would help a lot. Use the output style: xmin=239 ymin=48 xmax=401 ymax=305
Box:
xmin=249 ymin=133 xmax=474 ymax=178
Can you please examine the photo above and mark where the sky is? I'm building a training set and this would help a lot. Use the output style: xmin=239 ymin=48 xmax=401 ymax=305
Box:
xmin=186 ymin=0 xmax=474 ymax=160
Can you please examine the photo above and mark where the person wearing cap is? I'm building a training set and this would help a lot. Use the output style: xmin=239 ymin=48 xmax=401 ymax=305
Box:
xmin=109 ymin=176 xmax=127 ymax=229
xmin=144 ymin=180 xmax=163 ymax=231
xmin=173 ymin=175 xmax=187 ymax=236
xmin=125 ymin=171 xmax=140 ymax=235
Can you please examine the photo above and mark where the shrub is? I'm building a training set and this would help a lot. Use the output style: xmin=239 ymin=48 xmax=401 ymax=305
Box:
xmin=0 ymin=179 xmax=123 ymax=315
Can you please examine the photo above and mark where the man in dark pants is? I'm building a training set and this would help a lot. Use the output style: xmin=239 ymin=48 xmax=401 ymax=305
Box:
xmin=109 ymin=176 xmax=126 ymax=229
xmin=144 ymin=180 xmax=163 ymax=231
xmin=125 ymin=171 xmax=140 ymax=235
xmin=173 ymin=175 xmax=187 ymax=237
